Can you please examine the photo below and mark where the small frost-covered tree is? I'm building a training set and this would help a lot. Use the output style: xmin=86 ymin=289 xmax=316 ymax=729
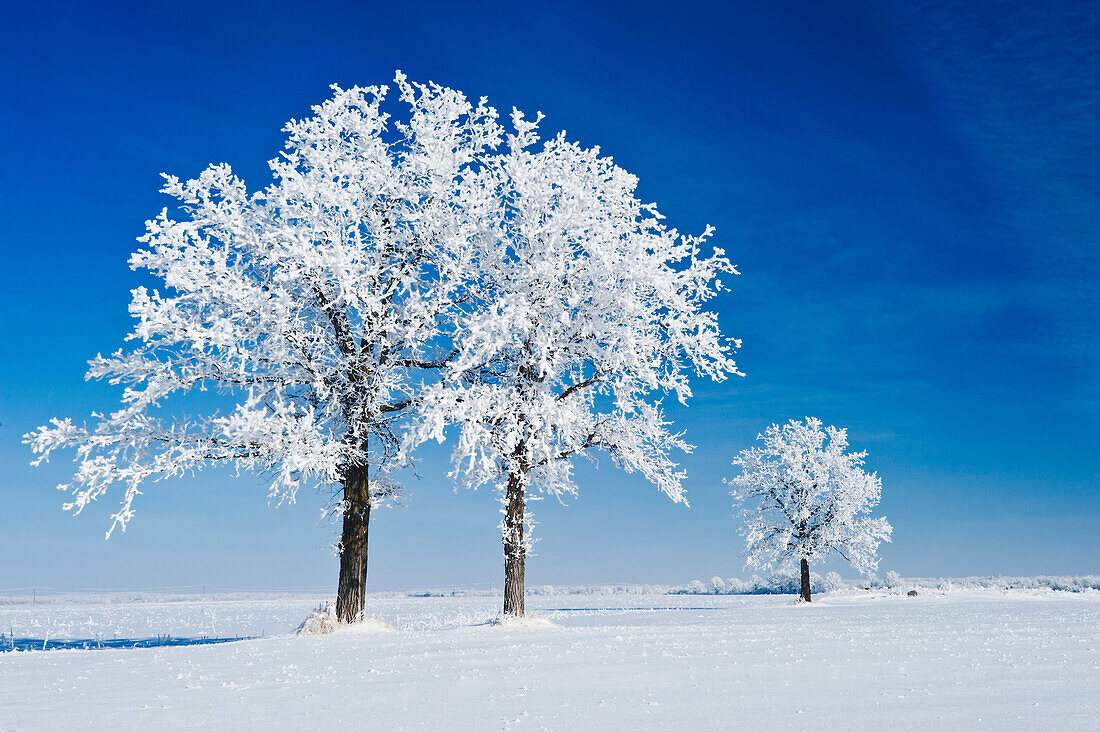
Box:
xmin=412 ymin=109 xmax=740 ymax=616
xmin=25 ymin=74 xmax=504 ymax=623
xmin=728 ymin=418 xmax=892 ymax=602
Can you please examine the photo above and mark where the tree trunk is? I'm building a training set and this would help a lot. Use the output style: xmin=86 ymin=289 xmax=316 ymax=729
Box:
xmin=800 ymin=557 xmax=812 ymax=603
xmin=336 ymin=465 xmax=370 ymax=623
xmin=503 ymin=471 xmax=525 ymax=617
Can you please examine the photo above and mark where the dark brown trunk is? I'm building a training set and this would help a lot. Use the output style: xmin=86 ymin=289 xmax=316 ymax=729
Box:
xmin=800 ymin=557 xmax=812 ymax=603
xmin=336 ymin=465 xmax=370 ymax=623
xmin=503 ymin=471 xmax=525 ymax=617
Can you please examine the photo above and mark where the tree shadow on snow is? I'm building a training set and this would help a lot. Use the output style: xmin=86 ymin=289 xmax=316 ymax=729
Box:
xmin=1 ymin=635 xmax=254 ymax=652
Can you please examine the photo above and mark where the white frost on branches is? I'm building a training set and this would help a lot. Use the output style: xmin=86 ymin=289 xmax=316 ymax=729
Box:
xmin=728 ymin=418 xmax=892 ymax=574
xmin=26 ymin=74 xmax=504 ymax=536
xmin=410 ymin=107 xmax=741 ymax=548
xmin=25 ymin=72 xmax=738 ymax=549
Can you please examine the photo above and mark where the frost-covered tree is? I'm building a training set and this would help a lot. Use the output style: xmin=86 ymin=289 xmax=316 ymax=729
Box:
xmin=728 ymin=418 xmax=892 ymax=602
xmin=884 ymin=569 xmax=902 ymax=589
xmin=411 ymin=110 xmax=740 ymax=616
xmin=25 ymin=74 xmax=505 ymax=623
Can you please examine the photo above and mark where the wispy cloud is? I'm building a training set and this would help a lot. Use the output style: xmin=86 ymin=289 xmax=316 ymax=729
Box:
xmin=879 ymin=0 xmax=1100 ymax=408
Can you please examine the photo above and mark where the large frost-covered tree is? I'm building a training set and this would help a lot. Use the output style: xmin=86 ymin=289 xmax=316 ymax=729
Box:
xmin=411 ymin=110 xmax=741 ymax=616
xmin=728 ymin=418 xmax=892 ymax=602
xmin=25 ymin=74 xmax=505 ymax=623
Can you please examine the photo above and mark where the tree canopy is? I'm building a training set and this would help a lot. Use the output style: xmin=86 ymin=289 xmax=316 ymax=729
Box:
xmin=729 ymin=417 xmax=892 ymax=575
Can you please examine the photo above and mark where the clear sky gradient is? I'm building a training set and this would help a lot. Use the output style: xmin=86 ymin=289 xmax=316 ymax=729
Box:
xmin=1 ymin=0 xmax=1096 ymax=591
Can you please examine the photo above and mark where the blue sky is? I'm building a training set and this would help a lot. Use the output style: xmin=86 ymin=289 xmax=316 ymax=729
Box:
xmin=1 ymin=0 xmax=1096 ymax=591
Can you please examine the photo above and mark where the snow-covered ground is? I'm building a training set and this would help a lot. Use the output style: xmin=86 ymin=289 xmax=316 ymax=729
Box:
xmin=1 ymin=589 xmax=1097 ymax=729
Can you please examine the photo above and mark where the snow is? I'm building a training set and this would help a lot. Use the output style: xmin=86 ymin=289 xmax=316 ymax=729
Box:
xmin=486 ymin=614 xmax=558 ymax=629
xmin=2 ymin=589 xmax=1097 ymax=729
xmin=295 ymin=604 xmax=395 ymax=636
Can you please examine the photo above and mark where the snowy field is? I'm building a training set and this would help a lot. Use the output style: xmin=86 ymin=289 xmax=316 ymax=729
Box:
xmin=1 ymin=589 xmax=1098 ymax=730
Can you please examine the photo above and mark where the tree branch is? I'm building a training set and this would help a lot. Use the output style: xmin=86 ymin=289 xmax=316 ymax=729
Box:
xmin=392 ymin=349 xmax=460 ymax=369
xmin=312 ymin=285 xmax=358 ymax=359
xmin=556 ymin=370 xmax=604 ymax=402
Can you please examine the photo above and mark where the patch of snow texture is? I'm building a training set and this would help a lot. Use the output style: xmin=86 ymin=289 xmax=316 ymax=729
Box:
xmin=1 ymin=592 xmax=1097 ymax=728
xmin=486 ymin=614 xmax=557 ymax=628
